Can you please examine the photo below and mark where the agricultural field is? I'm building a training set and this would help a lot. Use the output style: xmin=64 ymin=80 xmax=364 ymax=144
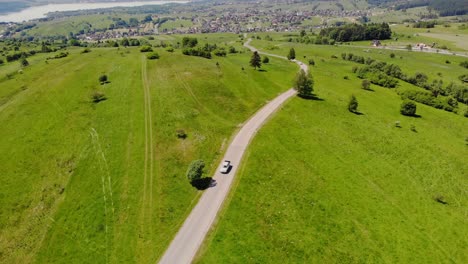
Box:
xmin=0 ymin=35 xmax=297 ymax=263
xmin=197 ymin=38 xmax=468 ymax=263
xmin=158 ymin=18 xmax=195 ymax=33
xmin=26 ymin=15 xmax=119 ymax=37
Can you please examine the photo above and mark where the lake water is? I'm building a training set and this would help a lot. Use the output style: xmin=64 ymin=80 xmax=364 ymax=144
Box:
xmin=0 ymin=1 xmax=188 ymax=23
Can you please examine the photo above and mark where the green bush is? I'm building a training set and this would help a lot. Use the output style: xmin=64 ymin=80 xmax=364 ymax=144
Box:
xmin=361 ymin=79 xmax=371 ymax=90
xmin=20 ymin=58 xmax=29 ymax=67
xmin=214 ymin=48 xmax=227 ymax=57
xmin=400 ymin=100 xmax=417 ymax=116
xmin=262 ymin=56 xmax=269 ymax=63
xmin=348 ymin=95 xmax=358 ymax=113
xmin=460 ymin=61 xmax=468 ymax=69
xmin=147 ymin=52 xmax=160 ymax=60
xmin=140 ymin=45 xmax=153 ymax=52
xmin=99 ymin=74 xmax=108 ymax=83
xmin=186 ymin=160 xmax=205 ymax=182
xmin=459 ymin=74 xmax=468 ymax=83
xmin=91 ymin=91 xmax=106 ymax=103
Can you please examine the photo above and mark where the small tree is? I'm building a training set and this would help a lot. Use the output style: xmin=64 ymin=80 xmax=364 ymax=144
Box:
xmin=20 ymin=58 xmax=29 ymax=67
xmin=287 ymin=48 xmax=296 ymax=60
xmin=308 ymin=59 xmax=315 ymax=66
xmin=99 ymin=74 xmax=108 ymax=84
xmin=176 ymin=129 xmax=187 ymax=139
xmin=294 ymin=69 xmax=314 ymax=98
xmin=361 ymin=79 xmax=371 ymax=90
xmin=91 ymin=91 xmax=106 ymax=103
xmin=186 ymin=160 xmax=205 ymax=183
xmin=250 ymin=51 xmax=262 ymax=69
xmin=300 ymin=29 xmax=306 ymax=37
xmin=390 ymin=53 xmax=395 ymax=58
xmin=348 ymin=95 xmax=358 ymax=113
xmin=400 ymin=100 xmax=417 ymax=116
xmin=262 ymin=56 xmax=269 ymax=64
xmin=0 ymin=59 xmax=4 ymax=65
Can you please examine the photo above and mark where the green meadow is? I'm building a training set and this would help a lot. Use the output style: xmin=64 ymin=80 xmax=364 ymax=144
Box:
xmin=0 ymin=39 xmax=297 ymax=263
xmin=197 ymin=39 xmax=468 ymax=263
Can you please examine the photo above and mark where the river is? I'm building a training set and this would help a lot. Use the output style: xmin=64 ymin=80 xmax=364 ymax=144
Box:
xmin=0 ymin=1 xmax=188 ymax=23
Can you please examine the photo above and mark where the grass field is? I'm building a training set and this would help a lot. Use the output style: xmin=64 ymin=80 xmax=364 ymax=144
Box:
xmin=196 ymin=38 xmax=468 ymax=263
xmin=0 ymin=38 xmax=297 ymax=263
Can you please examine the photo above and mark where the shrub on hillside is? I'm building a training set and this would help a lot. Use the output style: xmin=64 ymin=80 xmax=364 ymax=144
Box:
xmin=99 ymin=74 xmax=108 ymax=84
xmin=182 ymin=48 xmax=211 ymax=59
xmin=460 ymin=61 xmax=468 ymax=69
xmin=147 ymin=52 xmax=160 ymax=60
xmin=400 ymin=100 xmax=417 ymax=116
xmin=20 ymin=58 xmax=29 ymax=67
xmin=214 ymin=48 xmax=227 ymax=57
xmin=176 ymin=129 xmax=187 ymax=139
xmin=91 ymin=91 xmax=106 ymax=103
xmin=182 ymin=37 xmax=198 ymax=48
xmin=140 ymin=46 xmax=153 ymax=52
xmin=262 ymin=56 xmax=269 ymax=64
xmin=308 ymin=59 xmax=315 ymax=66
xmin=362 ymin=79 xmax=371 ymax=90
xmin=228 ymin=46 xmax=238 ymax=54
xmin=348 ymin=95 xmax=359 ymax=113
xmin=459 ymin=74 xmax=468 ymax=83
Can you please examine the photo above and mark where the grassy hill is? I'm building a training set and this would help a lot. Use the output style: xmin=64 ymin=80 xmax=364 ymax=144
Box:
xmin=0 ymin=36 xmax=297 ymax=263
xmin=197 ymin=38 xmax=468 ymax=263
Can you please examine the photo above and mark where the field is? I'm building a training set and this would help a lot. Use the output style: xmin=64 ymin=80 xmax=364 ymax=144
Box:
xmin=196 ymin=38 xmax=468 ymax=263
xmin=0 ymin=36 xmax=297 ymax=263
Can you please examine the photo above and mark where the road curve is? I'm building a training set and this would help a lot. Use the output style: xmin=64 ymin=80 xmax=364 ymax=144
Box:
xmin=158 ymin=38 xmax=307 ymax=264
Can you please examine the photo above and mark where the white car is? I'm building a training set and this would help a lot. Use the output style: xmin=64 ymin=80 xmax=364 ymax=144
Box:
xmin=220 ymin=160 xmax=231 ymax=174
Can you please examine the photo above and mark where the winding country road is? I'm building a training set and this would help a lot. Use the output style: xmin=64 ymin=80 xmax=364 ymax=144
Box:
xmin=158 ymin=38 xmax=307 ymax=264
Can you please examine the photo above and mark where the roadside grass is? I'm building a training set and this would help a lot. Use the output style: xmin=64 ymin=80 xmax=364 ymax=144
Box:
xmin=197 ymin=43 xmax=468 ymax=263
xmin=0 ymin=41 xmax=297 ymax=263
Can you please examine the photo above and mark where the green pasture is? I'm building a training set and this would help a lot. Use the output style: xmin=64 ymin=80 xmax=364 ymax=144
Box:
xmin=0 ymin=39 xmax=297 ymax=263
xmin=197 ymin=37 xmax=468 ymax=263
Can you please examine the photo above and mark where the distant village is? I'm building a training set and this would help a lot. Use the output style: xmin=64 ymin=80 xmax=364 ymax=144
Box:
xmin=0 ymin=5 xmax=370 ymax=41
xmin=74 ymin=8 xmax=370 ymax=41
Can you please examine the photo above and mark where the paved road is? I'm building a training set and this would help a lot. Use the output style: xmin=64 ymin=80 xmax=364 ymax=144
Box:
xmin=158 ymin=39 xmax=307 ymax=264
xmin=243 ymin=38 xmax=309 ymax=72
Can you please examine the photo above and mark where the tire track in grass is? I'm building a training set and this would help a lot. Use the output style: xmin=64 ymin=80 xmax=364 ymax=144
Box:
xmin=90 ymin=128 xmax=111 ymax=264
xmin=139 ymin=56 xmax=155 ymax=251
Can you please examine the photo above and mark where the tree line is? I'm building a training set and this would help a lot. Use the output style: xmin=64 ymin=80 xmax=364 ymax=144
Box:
xmin=319 ymin=23 xmax=392 ymax=42
xmin=341 ymin=52 xmax=467 ymax=113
